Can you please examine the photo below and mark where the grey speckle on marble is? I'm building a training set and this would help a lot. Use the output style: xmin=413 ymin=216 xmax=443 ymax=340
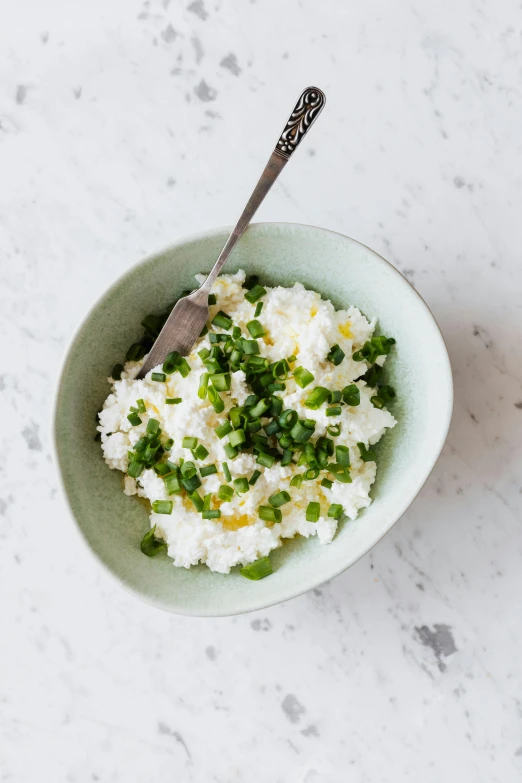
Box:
xmin=1 ymin=0 xmax=522 ymax=781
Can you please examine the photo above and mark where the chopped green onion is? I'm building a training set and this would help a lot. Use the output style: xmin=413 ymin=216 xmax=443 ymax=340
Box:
xmin=293 ymin=366 xmax=314 ymax=388
xmin=327 ymin=424 xmax=341 ymax=437
xmin=152 ymin=500 xmax=173 ymax=515
xmin=254 ymin=301 xmax=263 ymax=317
xmin=245 ymin=394 xmax=259 ymax=407
xmin=268 ymin=490 xmax=291 ymax=508
xmin=241 ymin=339 xmax=260 ymax=355
xmin=210 ymin=372 xmax=231 ymax=391
xmin=180 ymin=460 xmax=197 ymax=478
xmin=188 ymin=491 xmax=204 ymax=512
xmin=246 ymin=472 xmax=260 ymax=489
xmin=304 ymin=467 xmax=320 ymax=480
xmin=126 ymin=343 xmax=146 ymax=362
xmin=147 ymin=418 xmax=160 ymax=435
xmin=328 ymin=463 xmax=352 ymax=483
xmin=234 ymin=477 xmax=249 ymax=494
xmin=249 ymin=398 xmax=270 ymax=419
xmin=290 ymin=474 xmax=304 ymax=489
xmin=279 ymin=409 xmax=298 ymax=430
xmin=240 ymin=556 xmax=273 ymax=580
xmin=342 ymin=384 xmax=360 ymax=406
xmin=193 ymin=444 xmax=209 ymax=461
xmin=306 ymin=502 xmax=320 ymax=522
xmin=376 ymin=385 xmax=396 ymax=404
xmin=246 ymin=419 xmax=262 ymax=433
xmin=360 ymin=364 xmax=383 ymax=387
xmin=140 ymin=525 xmax=167 ymax=557
xmin=198 ymin=372 xmax=210 ymax=400
xmin=304 ymin=386 xmax=331 ymax=409
xmin=202 ymin=509 xmax=221 ymax=519
xmin=222 ymin=462 xmax=232 ymax=482
xmin=281 ymin=449 xmax=293 ymax=466
xmin=218 ymin=484 xmax=234 ymax=502
xmin=200 ymin=464 xmax=218 ymax=477
xmin=232 ymin=325 xmax=241 ymax=340
xmin=329 ymin=390 xmax=342 ymax=404
xmin=198 ymin=347 xmax=210 ymax=361
xmin=208 ymin=293 xmax=217 ymax=305
xmin=336 ymin=445 xmax=350 ymax=466
xmin=180 ymin=474 xmax=202 ymax=492
xmin=164 ymin=474 xmax=182 ymax=494
xmin=268 ymin=382 xmax=285 ymax=393
xmin=203 ymin=492 xmax=212 ymax=511
xmin=257 ymin=452 xmax=275 ymax=469
xmin=136 ymin=399 xmax=146 ymax=413
xmin=270 ymin=396 xmax=283 ymax=417
xmin=328 ymin=503 xmax=344 ymax=518
xmin=264 ymin=420 xmax=280 ymax=436
xmin=271 ymin=359 xmax=289 ymax=379
xmin=211 ymin=310 xmax=233 ymax=331
xmin=287 ymin=354 xmax=296 ymax=363
xmin=177 ymin=358 xmax=191 ymax=378
xmin=326 ymin=405 xmax=342 ymax=417
xmin=207 ymin=386 xmax=225 ymax=413
xmin=166 ymin=397 xmax=182 ymax=405
xmin=127 ymin=412 xmax=142 ymax=426
xmin=244 ymin=284 xmax=266 ymax=304
xmin=182 ymin=436 xmax=198 ymax=450
xmin=215 ymin=420 xmax=233 ymax=439
xmin=321 ymin=478 xmax=333 ymax=489
xmin=246 ymin=319 xmax=266 ymax=338
xmin=224 ymin=443 xmax=238 ymax=459
xmin=259 ymin=506 xmax=282 ymax=523
xmin=228 ymin=429 xmax=246 ymax=448
xmin=127 ymin=460 xmax=144 ymax=478
xmin=164 ymin=438 xmax=174 ymax=451
xmin=111 ymin=364 xmax=124 ymax=380
xmin=326 ymin=344 xmax=345 ymax=366
xmin=162 ymin=351 xmax=181 ymax=374
xmin=353 ymin=335 xmax=396 ymax=363
xmin=134 ymin=437 xmax=148 ymax=452
xmin=289 ymin=420 xmax=314 ymax=444
xmin=154 ymin=463 xmax=171 ymax=476
xmin=151 ymin=372 xmax=166 ymax=383
xmin=358 ymin=442 xmax=377 ymax=462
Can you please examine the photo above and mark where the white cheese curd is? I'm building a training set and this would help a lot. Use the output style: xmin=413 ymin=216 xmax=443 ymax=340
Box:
xmin=98 ymin=269 xmax=397 ymax=574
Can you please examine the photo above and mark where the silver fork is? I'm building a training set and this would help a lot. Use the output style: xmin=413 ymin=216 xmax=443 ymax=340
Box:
xmin=137 ymin=86 xmax=326 ymax=380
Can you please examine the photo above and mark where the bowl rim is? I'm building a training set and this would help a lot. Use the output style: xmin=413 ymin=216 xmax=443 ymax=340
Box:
xmin=53 ymin=221 xmax=453 ymax=616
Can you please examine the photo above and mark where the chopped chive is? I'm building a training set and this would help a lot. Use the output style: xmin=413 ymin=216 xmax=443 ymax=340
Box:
xmin=259 ymin=506 xmax=282 ymax=523
xmin=228 ymin=407 xmax=242 ymax=429
xmin=257 ymin=452 xmax=275 ymax=469
xmin=293 ymin=366 xmax=314 ymax=388
xmin=154 ymin=463 xmax=171 ymax=476
xmin=287 ymin=354 xmax=296 ymax=363
xmin=198 ymin=347 xmax=210 ymax=361
xmin=136 ymin=399 xmax=146 ymax=413
xmin=241 ymin=339 xmax=260 ymax=355
xmin=151 ymin=372 xmax=166 ymax=383
xmin=152 ymin=500 xmax=173 ymax=515
xmin=268 ymin=490 xmax=291 ymax=508
xmin=289 ymin=420 xmax=314 ymax=444
xmin=289 ymin=474 xmax=304 ymax=489
xmin=327 ymin=424 xmax=341 ymax=436
xmin=326 ymin=344 xmax=345 ymax=366
xmin=328 ymin=503 xmax=344 ymax=518
xmin=281 ymin=448 xmax=293 ymax=466
xmin=207 ymin=386 xmax=225 ymax=413
xmin=326 ymin=405 xmax=342 ymax=417
xmin=245 ymin=394 xmax=259 ymax=407
xmin=229 ymin=429 xmax=247 ymax=448
xmin=321 ymin=478 xmax=333 ymax=489
xmin=246 ymin=319 xmax=266 ymax=338
xmin=177 ymin=358 xmax=191 ymax=378
xmin=264 ymin=420 xmax=280 ymax=437
xmin=240 ymin=555 xmax=273 ymax=580
xmin=336 ymin=445 xmax=350 ymax=466
xmin=304 ymin=386 xmax=331 ymax=409
xmin=353 ymin=335 xmax=395 ymax=363
xmin=254 ymin=301 xmax=263 ymax=317
xmin=246 ymin=419 xmax=262 ymax=433
xmin=180 ymin=460 xmax=197 ymax=478
xmin=147 ymin=418 xmax=160 ymax=435
xmin=360 ymin=364 xmax=383 ymax=387
xmin=182 ymin=436 xmax=198 ymax=450
xmin=211 ymin=310 xmax=233 ymax=330
xmin=278 ymin=433 xmax=292 ymax=449
xmin=166 ymin=397 xmax=182 ymax=405
xmin=180 ymin=474 xmax=202 ymax=492
xmin=127 ymin=412 xmax=142 ymax=426
xmin=249 ymin=398 xmax=270 ymax=419
xmin=193 ymin=444 xmax=209 ymax=461
xmin=304 ymin=467 xmax=320 ymax=480
xmin=198 ymin=372 xmax=210 ymax=400
xmin=329 ymin=390 xmax=342 ymax=404
xmin=164 ymin=438 xmax=174 ymax=450
xmin=202 ymin=509 xmax=221 ymax=519
xmin=218 ymin=484 xmax=234 ymax=501
xmin=210 ymin=372 xmax=231 ymax=391
xmin=126 ymin=343 xmax=146 ymax=362
xmin=342 ymin=384 xmax=360 ymax=406
xmin=164 ymin=474 xmax=182 ymax=494
xmin=134 ymin=437 xmax=148 ymax=452
xmin=204 ymin=492 xmax=211 ymax=512
xmin=111 ymin=364 xmax=124 ymax=380
xmin=244 ymin=284 xmax=266 ymax=303
xmin=208 ymin=293 xmax=217 ymax=305
xmin=162 ymin=351 xmax=181 ymax=374
xmin=306 ymin=502 xmax=320 ymax=522
xmin=328 ymin=463 xmax=352 ymax=483
xmin=200 ymin=464 xmax=218 ymax=477
xmin=127 ymin=460 xmax=144 ymax=478
xmin=215 ymin=420 xmax=233 ymax=439
xmin=232 ymin=325 xmax=241 ymax=340
xmin=224 ymin=443 xmax=238 ymax=459
xmin=279 ymin=409 xmax=298 ymax=430
xmin=249 ymin=469 xmax=261 ymax=485
xmin=222 ymin=462 xmax=232 ymax=482
xmin=358 ymin=442 xmax=377 ymax=462
xmin=140 ymin=525 xmax=167 ymax=557
xmin=188 ymin=490 xmax=204 ymax=512
xmin=234 ymin=477 xmax=249 ymax=494
xmin=270 ymin=396 xmax=283 ymax=417
xmin=268 ymin=382 xmax=285 ymax=393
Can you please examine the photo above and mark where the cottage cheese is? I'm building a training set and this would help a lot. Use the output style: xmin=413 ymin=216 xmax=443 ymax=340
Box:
xmin=98 ymin=269 xmax=396 ymax=573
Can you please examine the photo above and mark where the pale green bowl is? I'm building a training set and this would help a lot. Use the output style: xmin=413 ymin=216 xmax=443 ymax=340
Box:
xmin=54 ymin=223 xmax=452 ymax=616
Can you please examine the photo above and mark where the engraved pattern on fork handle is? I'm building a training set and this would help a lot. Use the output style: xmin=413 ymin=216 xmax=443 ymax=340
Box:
xmin=275 ymin=87 xmax=326 ymax=159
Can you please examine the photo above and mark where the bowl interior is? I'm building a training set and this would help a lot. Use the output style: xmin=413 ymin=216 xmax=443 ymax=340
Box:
xmin=54 ymin=223 xmax=452 ymax=615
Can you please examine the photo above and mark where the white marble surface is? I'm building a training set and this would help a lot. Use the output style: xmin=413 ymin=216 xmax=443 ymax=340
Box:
xmin=1 ymin=0 xmax=522 ymax=780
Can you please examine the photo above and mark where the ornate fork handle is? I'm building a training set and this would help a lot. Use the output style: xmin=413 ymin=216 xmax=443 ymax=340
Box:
xmin=275 ymin=87 xmax=326 ymax=159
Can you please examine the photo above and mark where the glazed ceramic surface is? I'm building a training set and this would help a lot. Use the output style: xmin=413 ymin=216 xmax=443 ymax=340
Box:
xmin=54 ymin=223 xmax=452 ymax=616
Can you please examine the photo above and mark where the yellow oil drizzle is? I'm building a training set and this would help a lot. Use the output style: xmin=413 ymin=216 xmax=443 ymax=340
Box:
xmin=221 ymin=513 xmax=253 ymax=531
xmin=310 ymin=305 xmax=318 ymax=317
xmin=338 ymin=321 xmax=353 ymax=339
